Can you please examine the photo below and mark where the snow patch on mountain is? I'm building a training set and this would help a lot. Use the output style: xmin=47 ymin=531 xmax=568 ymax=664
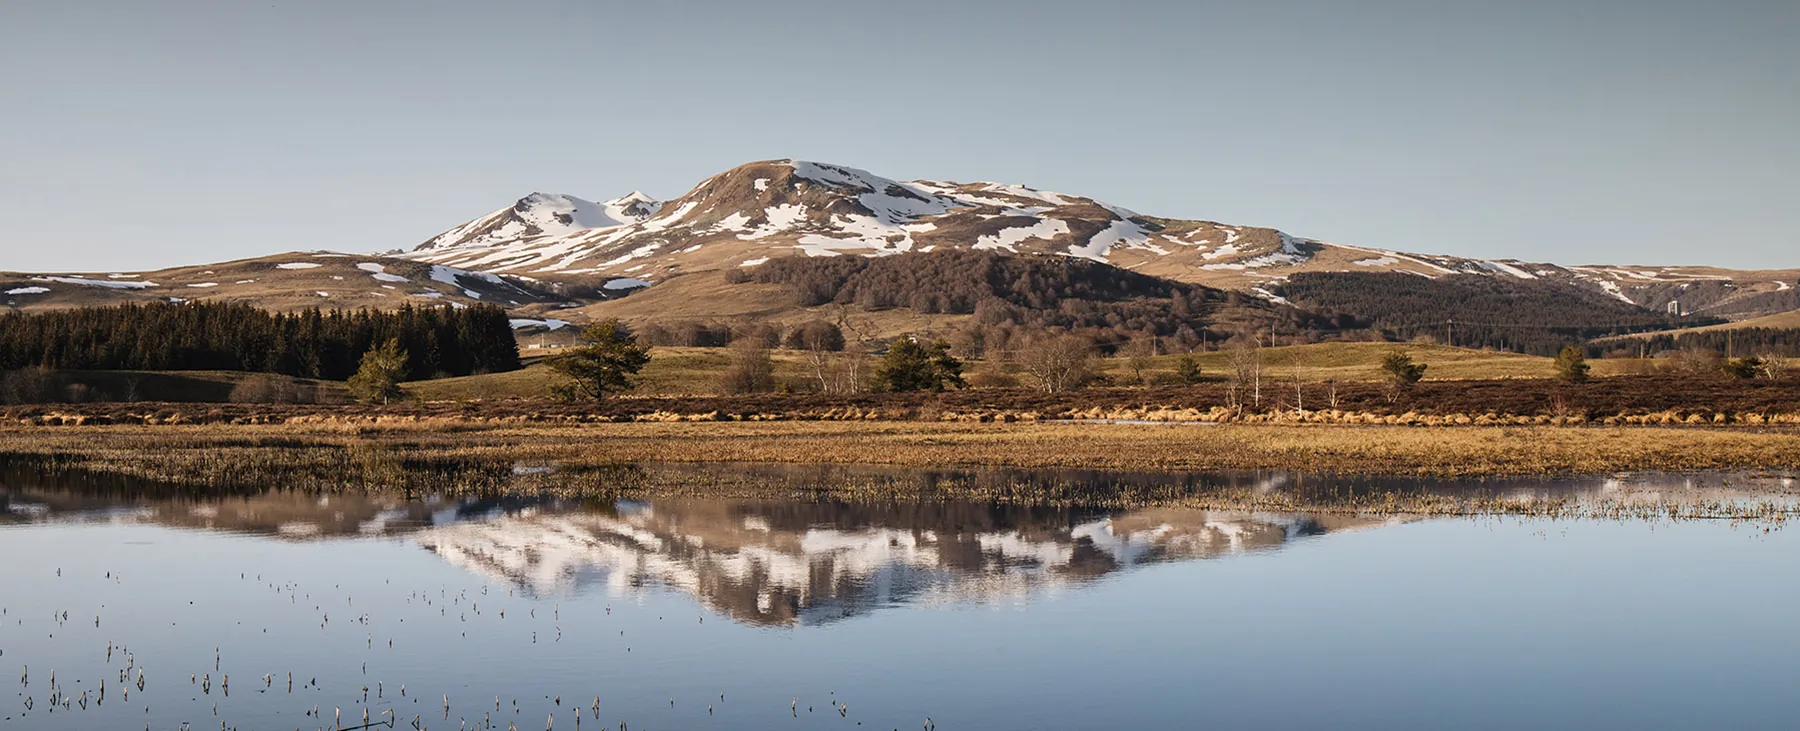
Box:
xmin=974 ymin=219 xmax=1071 ymax=253
xmin=1475 ymin=260 xmax=1538 ymax=279
xmin=1068 ymin=219 xmax=1153 ymax=261
xmin=1591 ymin=279 xmax=1638 ymax=304
xmin=738 ymin=204 xmax=809 ymax=240
xmin=429 ymin=264 xmax=505 ymax=288
xmin=357 ymin=262 xmax=410 ymax=282
xmin=34 ymin=276 xmax=158 ymax=289
xmin=977 ymin=182 xmax=1070 ymax=207
xmin=710 ymin=212 xmax=753 ymax=233
xmin=510 ymin=318 xmax=572 ymax=330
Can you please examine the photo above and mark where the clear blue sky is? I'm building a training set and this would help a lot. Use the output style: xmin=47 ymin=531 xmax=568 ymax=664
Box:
xmin=3 ymin=0 xmax=1795 ymax=272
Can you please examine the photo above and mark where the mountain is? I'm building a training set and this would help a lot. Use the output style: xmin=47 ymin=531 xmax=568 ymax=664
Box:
xmin=1 ymin=252 xmax=574 ymax=314
xmin=398 ymin=159 xmax=1799 ymax=320
xmin=415 ymin=191 xmax=661 ymax=252
xmin=3 ymin=159 xmax=1793 ymax=349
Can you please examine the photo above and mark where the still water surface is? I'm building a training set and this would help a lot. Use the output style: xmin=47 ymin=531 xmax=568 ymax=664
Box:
xmin=2 ymin=470 xmax=1796 ymax=730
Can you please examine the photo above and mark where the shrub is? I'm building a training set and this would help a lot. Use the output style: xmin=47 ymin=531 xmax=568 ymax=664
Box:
xmin=718 ymin=340 xmax=776 ymax=394
xmin=1174 ymin=354 xmax=1205 ymax=385
xmin=0 ymin=366 xmax=58 ymax=404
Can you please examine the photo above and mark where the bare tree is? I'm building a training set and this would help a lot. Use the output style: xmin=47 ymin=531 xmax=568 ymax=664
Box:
xmin=719 ymin=338 xmax=777 ymax=394
xmin=830 ymin=305 xmax=879 ymax=395
xmin=787 ymin=320 xmax=846 ymax=393
xmin=1226 ymin=336 xmax=1262 ymax=411
xmin=1754 ymin=353 xmax=1791 ymax=380
xmin=1018 ymin=335 xmax=1097 ymax=394
xmin=1121 ymin=334 xmax=1157 ymax=386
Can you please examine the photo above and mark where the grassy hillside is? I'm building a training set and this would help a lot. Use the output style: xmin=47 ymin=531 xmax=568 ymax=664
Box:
xmin=1099 ymin=341 xmax=1645 ymax=383
xmin=1592 ymin=308 xmax=1800 ymax=343
xmin=400 ymin=342 xmax=1648 ymax=401
xmin=6 ymin=342 xmax=1655 ymax=405
xmin=561 ymin=270 xmax=1014 ymax=341
xmin=405 ymin=347 xmax=830 ymax=400
xmin=1273 ymin=271 xmax=1697 ymax=355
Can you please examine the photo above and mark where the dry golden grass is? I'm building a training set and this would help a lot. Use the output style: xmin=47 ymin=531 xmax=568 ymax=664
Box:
xmin=4 ymin=420 xmax=1795 ymax=478
xmin=405 ymin=341 xmax=1653 ymax=401
xmin=1109 ymin=341 xmax=1645 ymax=382
xmin=403 ymin=347 xmax=827 ymax=399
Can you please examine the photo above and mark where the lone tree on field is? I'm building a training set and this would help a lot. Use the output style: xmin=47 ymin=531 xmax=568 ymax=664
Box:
xmin=1553 ymin=345 xmax=1591 ymax=383
xmin=1018 ymin=334 xmax=1097 ymax=394
xmin=348 ymin=338 xmax=408 ymax=404
xmin=1380 ymin=351 xmax=1426 ymax=402
xmin=718 ymin=338 xmax=777 ymax=394
xmin=548 ymin=319 xmax=650 ymax=400
xmin=873 ymin=336 xmax=965 ymax=392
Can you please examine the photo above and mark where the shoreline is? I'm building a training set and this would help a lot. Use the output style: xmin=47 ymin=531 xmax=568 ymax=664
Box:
xmin=3 ymin=420 xmax=1797 ymax=480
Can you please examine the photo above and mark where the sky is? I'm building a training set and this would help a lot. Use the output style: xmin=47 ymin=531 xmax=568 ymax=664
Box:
xmin=2 ymin=0 xmax=1796 ymax=273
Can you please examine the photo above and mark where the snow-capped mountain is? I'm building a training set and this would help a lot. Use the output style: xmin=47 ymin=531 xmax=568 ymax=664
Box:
xmin=396 ymin=160 xmax=1798 ymax=316
xmin=416 ymin=191 xmax=662 ymax=252
xmin=0 ymin=252 xmax=571 ymax=314
xmin=399 ymin=159 xmax=1311 ymax=281
xmin=4 ymin=159 xmax=1790 ymax=323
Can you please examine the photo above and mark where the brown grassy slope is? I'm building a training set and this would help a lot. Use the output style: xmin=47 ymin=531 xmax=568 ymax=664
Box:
xmin=556 ymin=270 xmax=969 ymax=339
xmin=1591 ymin=307 xmax=1800 ymax=343
xmin=1109 ymin=342 xmax=1648 ymax=382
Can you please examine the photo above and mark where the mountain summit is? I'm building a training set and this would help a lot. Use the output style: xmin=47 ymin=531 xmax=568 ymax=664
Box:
xmin=394 ymin=159 xmax=1795 ymax=317
xmin=397 ymin=159 xmax=1315 ymax=284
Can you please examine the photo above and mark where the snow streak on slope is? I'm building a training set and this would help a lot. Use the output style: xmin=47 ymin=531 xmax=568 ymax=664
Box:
xmin=975 ymin=219 xmax=1071 ymax=252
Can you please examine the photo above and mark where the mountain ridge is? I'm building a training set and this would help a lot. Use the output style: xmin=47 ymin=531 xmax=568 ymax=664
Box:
xmin=394 ymin=159 xmax=1798 ymax=320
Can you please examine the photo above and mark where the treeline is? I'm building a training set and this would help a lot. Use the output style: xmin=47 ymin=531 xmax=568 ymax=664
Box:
xmin=1615 ymin=328 xmax=1800 ymax=359
xmin=1274 ymin=272 xmax=1707 ymax=356
xmin=726 ymin=250 xmax=1354 ymax=349
xmin=0 ymin=302 xmax=520 ymax=380
xmin=636 ymin=320 xmax=845 ymax=350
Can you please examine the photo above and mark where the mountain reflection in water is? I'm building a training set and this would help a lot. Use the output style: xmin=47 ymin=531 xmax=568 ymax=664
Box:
xmin=4 ymin=463 xmax=1786 ymax=626
xmin=413 ymin=501 xmax=1402 ymax=625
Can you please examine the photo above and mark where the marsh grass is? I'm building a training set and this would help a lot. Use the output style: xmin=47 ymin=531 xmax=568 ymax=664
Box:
xmin=1 ymin=422 xmax=1795 ymax=525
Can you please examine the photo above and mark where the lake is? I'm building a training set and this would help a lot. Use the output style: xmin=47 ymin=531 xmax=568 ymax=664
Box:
xmin=2 ymin=468 xmax=1796 ymax=730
